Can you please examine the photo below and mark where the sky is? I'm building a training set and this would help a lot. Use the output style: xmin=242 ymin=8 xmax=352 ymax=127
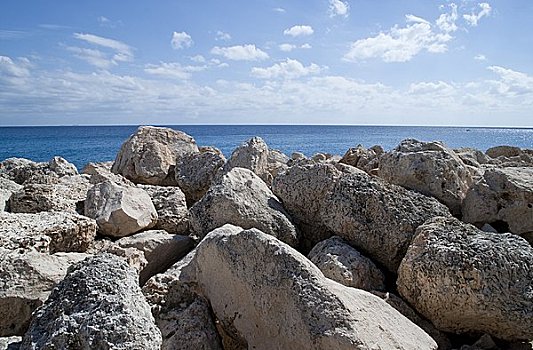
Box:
xmin=0 ymin=0 xmax=532 ymax=126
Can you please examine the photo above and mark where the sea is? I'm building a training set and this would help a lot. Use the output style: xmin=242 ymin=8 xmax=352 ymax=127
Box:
xmin=0 ymin=125 xmax=532 ymax=170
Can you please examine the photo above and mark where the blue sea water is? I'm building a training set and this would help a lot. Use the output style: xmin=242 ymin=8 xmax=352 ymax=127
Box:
xmin=0 ymin=125 xmax=532 ymax=170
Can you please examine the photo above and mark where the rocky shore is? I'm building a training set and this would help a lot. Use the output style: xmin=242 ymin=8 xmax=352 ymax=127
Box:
xmin=1 ymin=126 xmax=532 ymax=350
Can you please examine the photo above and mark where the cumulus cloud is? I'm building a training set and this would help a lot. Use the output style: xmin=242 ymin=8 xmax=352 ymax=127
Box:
xmin=211 ymin=44 xmax=269 ymax=61
xmin=251 ymin=59 xmax=323 ymax=79
xmin=464 ymin=3 xmax=492 ymax=27
xmin=144 ymin=62 xmax=207 ymax=80
xmin=488 ymin=66 xmax=533 ymax=96
xmin=283 ymin=25 xmax=314 ymax=37
xmin=216 ymin=31 xmax=231 ymax=41
xmin=328 ymin=0 xmax=349 ymax=18
xmin=279 ymin=44 xmax=297 ymax=52
xmin=436 ymin=3 xmax=458 ymax=33
xmin=171 ymin=31 xmax=193 ymax=49
xmin=0 ymin=56 xmax=31 ymax=80
xmin=190 ymin=55 xmax=206 ymax=63
xmin=408 ymin=81 xmax=455 ymax=95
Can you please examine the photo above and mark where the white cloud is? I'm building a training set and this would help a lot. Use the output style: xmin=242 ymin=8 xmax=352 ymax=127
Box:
xmin=436 ymin=3 xmax=458 ymax=33
xmin=251 ymin=59 xmax=323 ymax=79
xmin=215 ymin=31 xmax=231 ymax=41
xmin=301 ymin=43 xmax=312 ymax=49
xmin=74 ymin=33 xmax=133 ymax=62
xmin=171 ymin=31 xmax=193 ymax=49
xmin=67 ymin=47 xmax=113 ymax=69
xmin=463 ymin=3 xmax=492 ymax=27
xmin=328 ymin=0 xmax=349 ymax=18
xmin=211 ymin=44 xmax=269 ymax=61
xmin=488 ymin=66 xmax=533 ymax=96
xmin=474 ymin=54 xmax=487 ymax=61
xmin=144 ymin=62 xmax=207 ymax=80
xmin=283 ymin=25 xmax=314 ymax=37
xmin=279 ymin=44 xmax=297 ymax=52
xmin=97 ymin=16 xmax=122 ymax=28
xmin=273 ymin=7 xmax=286 ymax=13
xmin=408 ymin=81 xmax=455 ymax=95
xmin=406 ymin=14 xmax=430 ymax=25
xmin=190 ymin=55 xmax=206 ymax=63
xmin=0 ymin=56 xmax=31 ymax=85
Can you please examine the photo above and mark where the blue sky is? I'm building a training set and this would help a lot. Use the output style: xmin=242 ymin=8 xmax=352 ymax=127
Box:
xmin=0 ymin=0 xmax=532 ymax=126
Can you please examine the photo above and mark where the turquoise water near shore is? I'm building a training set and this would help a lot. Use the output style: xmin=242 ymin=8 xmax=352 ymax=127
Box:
xmin=0 ymin=125 xmax=532 ymax=170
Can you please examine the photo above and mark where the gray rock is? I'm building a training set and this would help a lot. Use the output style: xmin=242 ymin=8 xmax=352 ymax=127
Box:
xmin=397 ymin=216 xmax=533 ymax=341
xmin=47 ymin=156 xmax=78 ymax=177
xmin=486 ymin=145 xmax=523 ymax=159
xmin=0 ymin=249 xmax=88 ymax=337
xmin=266 ymin=149 xmax=289 ymax=179
xmin=311 ymin=153 xmax=327 ymax=162
xmin=379 ymin=139 xmax=473 ymax=215
xmin=190 ymin=167 xmax=299 ymax=247
xmin=84 ymin=180 xmax=158 ymax=237
xmin=454 ymin=147 xmax=490 ymax=168
xmin=138 ymin=185 xmax=189 ymax=234
xmin=0 ymin=336 xmax=21 ymax=350
xmin=183 ymin=225 xmax=437 ymax=349
xmin=82 ymin=161 xmax=134 ymax=186
xmin=111 ymin=126 xmax=199 ymax=185
xmin=0 ymin=211 xmax=96 ymax=253
xmin=0 ymin=177 xmax=22 ymax=211
xmin=20 ymin=254 xmax=162 ymax=350
xmin=308 ymin=236 xmax=385 ymax=291
xmin=339 ymin=145 xmax=380 ymax=173
xmin=86 ymin=239 xmax=148 ymax=273
xmin=0 ymin=158 xmax=47 ymax=184
xmin=222 ymin=137 xmax=272 ymax=184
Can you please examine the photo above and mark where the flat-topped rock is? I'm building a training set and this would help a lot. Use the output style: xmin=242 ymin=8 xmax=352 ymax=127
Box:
xmin=0 ymin=157 xmax=77 ymax=185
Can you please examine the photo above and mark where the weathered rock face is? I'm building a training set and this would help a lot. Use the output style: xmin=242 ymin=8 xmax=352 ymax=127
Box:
xmin=308 ymin=236 xmax=385 ymax=291
xmin=175 ymin=147 xmax=226 ymax=206
xmin=273 ymin=163 xmax=450 ymax=271
xmin=486 ymin=145 xmax=523 ymax=159
xmin=20 ymin=254 xmax=162 ymax=350
xmin=117 ymin=230 xmax=194 ymax=285
xmin=0 ymin=157 xmax=78 ymax=185
xmin=0 ymin=177 xmax=22 ymax=211
xmin=397 ymin=217 xmax=533 ymax=341
xmin=0 ymin=336 xmax=22 ymax=350
xmin=462 ymin=167 xmax=533 ymax=237
xmin=266 ymin=149 xmax=289 ymax=179
xmin=9 ymin=175 xmax=90 ymax=214
xmin=485 ymin=146 xmax=533 ymax=167
xmin=454 ymin=148 xmax=490 ymax=168
xmin=86 ymin=239 xmax=148 ymax=273
xmin=143 ymin=274 xmax=222 ymax=350
xmin=222 ymin=137 xmax=272 ymax=185
xmin=379 ymin=139 xmax=473 ymax=215
xmin=111 ymin=126 xmax=199 ymax=185
xmin=189 ymin=167 xmax=299 ymax=247
xmin=138 ymin=185 xmax=189 ymax=234
xmin=339 ymin=145 xmax=380 ymax=173
xmin=0 ymin=249 xmax=88 ymax=337
xmin=184 ymin=225 xmax=437 ymax=350
xmin=0 ymin=212 xmax=96 ymax=253
xmin=84 ymin=180 xmax=158 ymax=237
xmin=82 ymin=161 xmax=134 ymax=186
xmin=47 ymin=156 xmax=78 ymax=177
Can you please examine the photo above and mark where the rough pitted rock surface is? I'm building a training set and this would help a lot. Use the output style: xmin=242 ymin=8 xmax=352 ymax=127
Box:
xmin=117 ymin=230 xmax=194 ymax=285
xmin=486 ymin=145 xmax=523 ymax=159
xmin=0 ymin=336 xmax=22 ymax=350
xmin=222 ymin=137 xmax=272 ymax=185
xmin=9 ymin=175 xmax=90 ymax=214
xmin=20 ymin=254 xmax=162 ymax=350
xmin=273 ymin=163 xmax=450 ymax=271
xmin=308 ymin=236 xmax=385 ymax=291
xmin=0 ymin=157 xmax=78 ymax=185
xmin=0 ymin=177 xmax=21 ymax=211
xmin=111 ymin=126 xmax=199 ymax=185
xmin=143 ymin=274 xmax=222 ymax=350
xmin=397 ymin=216 xmax=533 ymax=341
xmin=189 ymin=167 xmax=299 ymax=247
xmin=0 ymin=212 xmax=96 ymax=253
xmin=454 ymin=148 xmax=490 ymax=168
xmin=0 ymin=249 xmax=88 ymax=337
xmin=183 ymin=225 xmax=437 ymax=350
xmin=339 ymin=145 xmax=380 ymax=173
xmin=175 ymin=147 xmax=226 ymax=206
xmin=138 ymin=185 xmax=189 ymax=234
xmin=86 ymin=239 xmax=147 ymax=273
xmin=47 ymin=157 xmax=78 ymax=177
xmin=379 ymin=139 xmax=473 ymax=215
xmin=462 ymin=167 xmax=533 ymax=237
xmin=83 ymin=161 xmax=134 ymax=186
xmin=266 ymin=149 xmax=289 ymax=179
xmin=84 ymin=180 xmax=158 ymax=237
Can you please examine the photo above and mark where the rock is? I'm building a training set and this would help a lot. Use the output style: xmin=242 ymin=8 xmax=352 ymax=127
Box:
xmin=397 ymin=216 xmax=533 ymax=341
xmin=82 ymin=161 xmax=134 ymax=186
xmin=222 ymin=137 xmax=271 ymax=185
xmin=111 ymin=126 xmax=199 ymax=185
xmin=0 ymin=249 xmax=88 ymax=336
xmin=190 ymin=167 xmax=299 ymax=247
xmin=273 ymin=163 xmax=450 ymax=270
xmin=0 ymin=177 xmax=22 ymax=211
xmin=175 ymin=147 xmax=226 ymax=205
xmin=339 ymin=145 xmax=380 ymax=173
xmin=117 ymin=230 xmax=194 ymax=285
xmin=0 ymin=211 xmax=96 ymax=253
xmin=183 ymin=225 xmax=437 ymax=349
xmin=47 ymin=157 xmax=78 ymax=177
xmin=0 ymin=336 xmax=21 ymax=350
xmin=138 ymin=185 xmax=189 ymax=234
xmin=311 ymin=153 xmax=327 ymax=162
xmin=143 ymin=274 xmax=222 ymax=350
xmin=308 ymin=236 xmax=385 ymax=291
xmin=266 ymin=149 xmax=289 ymax=179
xmin=454 ymin=148 xmax=490 ymax=168
xmin=84 ymin=180 xmax=158 ymax=237
xmin=291 ymin=152 xmax=306 ymax=161
xmin=462 ymin=167 xmax=533 ymax=237
xmin=86 ymin=239 xmax=148 ymax=273
xmin=459 ymin=334 xmax=499 ymax=350
xmin=379 ymin=139 xmax=473 ymax=215
xmin=20 ymin=254 xmax=162 ymax=350
xmin=0 ymin=158 xmax=47 ymax=184
xmin=486 ymin=145 xmax=522 ymax=159
xmin=9 ymin=175 xmax=90 ymax=214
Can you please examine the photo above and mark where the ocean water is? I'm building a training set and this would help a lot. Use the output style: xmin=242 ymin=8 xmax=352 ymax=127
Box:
xmin=0 ymin=125 xmax=532 ymax=170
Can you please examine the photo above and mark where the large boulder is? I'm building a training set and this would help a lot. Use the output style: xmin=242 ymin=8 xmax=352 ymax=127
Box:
xmin=266 ymin=149 xmax=289 ymax=179
xmin=0 ymin=157 xmax=77 ymax=185
xmin=486 ymin=145 xmax=523 ymax=159
xmin=0 ymin=177 xmax=21 ymax=211
xmin=183 ymin=225 xmax=437 ymax=349
xmin=138 ymin=185 xmax=189 ymax=234
xmin=0 ymin=212 xmax=96 ymax=253
xmin=111 ymin=126 xmax=199 ymax=185
xmin=308 ymin=236 xmax=385 ymax=291
xmin=273 ymin=163 xmax=450 ymax=271
xmin=20 ymin=254 xmax=162 ymax=350
xmin=339 ymin=145 xmax=380 ymax=174
xmin=379 ymin=139 xmax=473 ymax=215
xmin=47 ymin=156 xmax=78 ymax=177
xmin=462 ymin=167 xmax=533 ymax=238
xmin=222 ymin=137 xmax=272 ymax=184
xmin=397 ymin=217 xmax=533 ymax=341
xmin=117 ymin=230 xmax=194 ymax=285
xmin=189 ymin=167 xmax=299 ymax=247
xmin=0 ymin=249 xmax=88 ymax=336
xmin=84 ymin=180 xmax=158 ymax=237
xmin=485 ymin=146 xmax=533 ymax=167
xmin=175 ymin=146 xmax=226 ymax=206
